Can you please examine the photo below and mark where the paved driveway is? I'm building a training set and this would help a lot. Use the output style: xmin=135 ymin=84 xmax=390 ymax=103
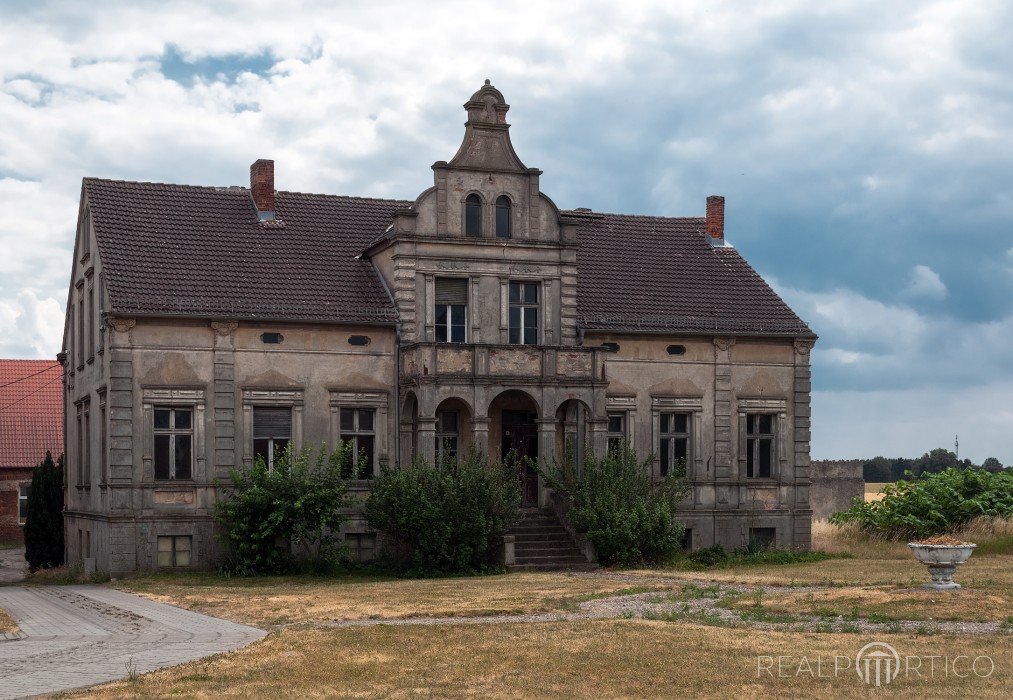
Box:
xmin=0 ymin=548 xmax=26 ymax=584
xmin=0 ymin=585 xmax=265 ymax=699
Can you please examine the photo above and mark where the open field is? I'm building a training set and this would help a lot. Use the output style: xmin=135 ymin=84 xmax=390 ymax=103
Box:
xmin=865 ymin=482 xmax=888 ymax=501
xmin=71 ymin=620 xmax=1013 ymax=699
xmin=115 ymin=570 xmax=656 ymax=627
xmin=89 ymin=521 xmax=1013 ymax=698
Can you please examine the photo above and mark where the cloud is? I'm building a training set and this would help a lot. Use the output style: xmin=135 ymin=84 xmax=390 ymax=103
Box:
xmin=1 ymin=1 xmax=1012 ymax=463
xmin=903 ymin=264 xmax=948 ymax=300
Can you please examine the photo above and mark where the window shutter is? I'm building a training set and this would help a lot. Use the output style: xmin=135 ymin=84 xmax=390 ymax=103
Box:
xmin=435 ymin=278 xmax=468 ymax=305
xmin=254 ymin=407 xmax=292 ymax=438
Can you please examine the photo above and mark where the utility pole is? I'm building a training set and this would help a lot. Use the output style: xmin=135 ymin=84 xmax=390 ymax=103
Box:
xmin=955 ymin=434 xmax=959 ymax=461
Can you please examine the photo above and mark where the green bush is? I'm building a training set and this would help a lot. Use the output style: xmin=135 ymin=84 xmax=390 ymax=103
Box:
xmin=540 ymin=443 xmax=690 ymax=567
xmin=683 ymin=544 xmax=839 ymax=570
xmin=24 ymin=451 xmax=65 ymax=572
xmin=831 ymin=467 xmax=1013 ymax=539
xmin=364 ymin=451 xmax=521 ymax=574
xmin=214 ymin=442 xmax=358 ymax=574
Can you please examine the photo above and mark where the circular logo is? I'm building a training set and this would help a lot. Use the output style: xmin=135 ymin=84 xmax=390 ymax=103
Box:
xmin=856 ymin=642 xmax=901 ymax=687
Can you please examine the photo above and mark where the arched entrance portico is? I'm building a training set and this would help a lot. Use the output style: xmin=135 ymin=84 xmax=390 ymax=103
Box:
xmin=488 ymin=389 xmax=540 ymax=506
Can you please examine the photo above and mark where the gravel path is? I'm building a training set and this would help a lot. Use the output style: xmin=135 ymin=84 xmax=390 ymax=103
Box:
xmin=301 ymin=570 xmax=1008 ymax=637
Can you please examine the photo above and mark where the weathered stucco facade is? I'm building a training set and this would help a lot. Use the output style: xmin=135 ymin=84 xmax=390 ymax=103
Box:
xmin=62 ymin=82 xmax=815 ymax=573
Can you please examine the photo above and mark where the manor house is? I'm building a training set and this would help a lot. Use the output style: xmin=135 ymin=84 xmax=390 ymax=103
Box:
xmin=61 ymin=81 xmax=816 ymax=573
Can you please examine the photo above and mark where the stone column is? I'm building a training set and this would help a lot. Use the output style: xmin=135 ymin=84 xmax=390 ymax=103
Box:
xmin=536 ymin=418 xmax=557 ymax=507
xmin=472 ymin=415 xmax=490 ymax=459
xmin=792 ymin=339 xmax=815 ymax=549
xmin=417 ymin=417 xmax=437 ymax=464
xmin=211 ymin=321 xmax=238 ymax=481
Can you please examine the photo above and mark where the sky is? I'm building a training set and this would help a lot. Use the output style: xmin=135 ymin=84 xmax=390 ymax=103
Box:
xmin=1 ymin=1 xmax=1011 ymax=463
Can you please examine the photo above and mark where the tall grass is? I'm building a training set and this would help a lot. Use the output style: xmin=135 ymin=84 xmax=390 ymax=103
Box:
xmin=812 ymin=516 xmax=1013 ymax=557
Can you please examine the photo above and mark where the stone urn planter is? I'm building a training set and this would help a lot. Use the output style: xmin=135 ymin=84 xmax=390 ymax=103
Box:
xmin=908 ymin=536 xmax=976 ymax=591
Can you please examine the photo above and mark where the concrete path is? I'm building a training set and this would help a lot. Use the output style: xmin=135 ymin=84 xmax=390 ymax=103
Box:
xmin=0 ymin=549 xmax=26 ymax=584
xmin=0 ymin=585 xmax=266 ymax=699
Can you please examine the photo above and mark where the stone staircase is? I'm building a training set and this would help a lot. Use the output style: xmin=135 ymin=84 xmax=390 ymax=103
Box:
xmin=507 ymin=508 xmax=595 ymax=571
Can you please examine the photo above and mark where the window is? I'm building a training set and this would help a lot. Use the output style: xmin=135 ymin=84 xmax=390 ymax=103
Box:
xmin=260 ymin=332 xmax=284 ymax=344
xmin=659 ymin=412 xmax=690 ymax=477
xmin=435 ymin=410 xmax=459 ymax=461
xmin=253 ymin=406 xmax=291 ymax=469
xmin=157 ymin=535 xmax=192 ymax=567
xmin=745 ymin=414 xmax=775 ymax=478
xmin=508 ymin=281 xmax=539 ymax=345
xmin=76 ymin=403 xmax=83 ymax=485
xmin=606 ymin=412 xmax=626 ymax=453
xmin=345 ymin=533 xmax=376 ymax=562
xmin=340 ymin=408 xmax=375 ymax=478
xmin=83 ymin=403 xmax=91 ymax=487
xmin=99 ymin=397 xmax=108 ymax=484
xmin=465 ymin=193 xmax=482 ymax=236
xmin=87 ymin=288 xmax=95 ymax=360
xmin=18 ymin=485 xmax=29 ymax=525
xmin=435 ymin=278 xmax=468 ymax=343
xmin=749 ymin=527 xmax=776 ymax=550
xmin=77 ymin=296 xmax=84 ymax=367
xmin=680 ymin=528 xmax=693 ymax=551
xmin=154 ymin=407 xmax=193 ymax=480
xmin=495 ymin=195 xmax=511 ymax=238
xmin=667 ymin=344 xmax=686 ymax=355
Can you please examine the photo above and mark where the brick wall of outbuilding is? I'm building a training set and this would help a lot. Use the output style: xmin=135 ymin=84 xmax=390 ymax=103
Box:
xmin=0 ymin=467 xmax=33 ymax=543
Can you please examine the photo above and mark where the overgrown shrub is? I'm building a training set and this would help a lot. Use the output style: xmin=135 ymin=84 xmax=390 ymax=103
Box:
xmin=831 ymin=467 xmax=1013 ymax=539
xmin=214 ymin=442 xmax=358 ymax=574
xmin=540 ymin=443 xmax=690 ymax=567
xmin=683 ymin=544 xmax=838 ymax=570
xmin=24 ymin=451 xmax=65 ymax=572
xmin=364 ymin=451 xmax=521 ymax=574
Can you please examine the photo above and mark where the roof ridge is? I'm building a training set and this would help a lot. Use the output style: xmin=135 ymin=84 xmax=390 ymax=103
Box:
xmin=563 ymin=209 xmax=705 ymax=222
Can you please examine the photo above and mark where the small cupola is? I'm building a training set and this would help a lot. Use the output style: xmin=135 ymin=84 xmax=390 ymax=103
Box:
xmin=465 ymin=78 xmax=509 ymax=125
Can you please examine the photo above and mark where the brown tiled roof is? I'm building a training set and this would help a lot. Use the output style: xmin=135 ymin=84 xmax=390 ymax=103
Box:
xmin=566 ymin=210 xmax=814 ymax=337
xmin=83 ymin=178 xmax=811 ymax=337
xmin=0 ymin=360 xmax=64 ymax=469
xmin=84 ymin=179 xmax=409 ymax=324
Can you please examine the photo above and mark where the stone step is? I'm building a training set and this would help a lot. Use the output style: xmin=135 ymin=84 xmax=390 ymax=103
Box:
xmin=514 ymin=548 xmax=584 ymax=559
xmin=508 ymin=562 xmax=598 ymax=572
xmin=515 ymin=540 xmax=580 ymax=551
xmin=514 ymin=555 xmax=591 ymax=566
xmin=511 ymin=532 xmax=572 ymax=542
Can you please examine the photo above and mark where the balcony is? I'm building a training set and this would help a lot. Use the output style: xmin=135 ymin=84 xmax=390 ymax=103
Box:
xmin=400 ymin=342 xmax=604 ymax=384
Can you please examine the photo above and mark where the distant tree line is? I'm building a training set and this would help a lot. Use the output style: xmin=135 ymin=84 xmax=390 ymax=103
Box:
xmin=862 ymin=448 xmax=1005 ymax=482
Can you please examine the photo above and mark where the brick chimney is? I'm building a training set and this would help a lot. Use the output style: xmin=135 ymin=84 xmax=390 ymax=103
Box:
xmin=250 ymin=159 xmax=276 ymax=221
xmin=706 ymin=195 xmax=724 ymax=242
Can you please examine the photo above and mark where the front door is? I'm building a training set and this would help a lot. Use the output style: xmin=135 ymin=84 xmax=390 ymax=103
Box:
xmin=501 ymin=410 xmax=539 ymax=506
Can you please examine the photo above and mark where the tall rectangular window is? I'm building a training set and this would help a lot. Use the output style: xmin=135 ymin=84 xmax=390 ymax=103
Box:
xmin=18 ymin=484 xmax=29 ymax=525
xmin=340 ymin=408 xmax=375 ymax=479
xmin=83 ymin=404 xmax=91 ymax=487
xmin=87 ymin=288 xmax=95 ymax=360
xmin=434 ymin=278 xmax=467 ymax=343
xmin=76 ymin=404 xmax=83 ymax=485
xmin=253 ymin=406 xmax=292 ymax=469
xmin=435 ymin=410 xmax=459 ymax=461
xmin=77 ymin=296 xmax=84 ymax=367
xmin=157 ymin=535 xmax=192 ymax=567
xmin=660 ymin=412 xmax=690 ymax=477
xmin=745 ymin=414 xmax=775 ymax=478
xmin=99 ymin=398 xmax=108 ymax=484
xmin=606 ymin=412 xmax=627 ymax=453
xmin=154 ymin=407 xmax=193 ymax=480
xmin=508 ymin=281 xmax=539 ymax=345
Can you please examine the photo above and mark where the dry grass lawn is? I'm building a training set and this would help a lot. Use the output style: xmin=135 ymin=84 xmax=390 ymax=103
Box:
xmin=72 ymin=620 xmax=1013 ymax=699
xmin=0 ymin=606 xmax=16 ymax=634
xmin=116 ymin=571 xmax=656 ymax=626
xmin=865 ymin=482 xmax=888 ymax=502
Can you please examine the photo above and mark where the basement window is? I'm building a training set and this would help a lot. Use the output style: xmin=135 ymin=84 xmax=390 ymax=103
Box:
xmin=748 ymin=528 xmax=776 ymax=551
xmin=261 ymin=332 xmax=284 ymax=344
xmin=157 ymin=535 xmax=192 ymax=567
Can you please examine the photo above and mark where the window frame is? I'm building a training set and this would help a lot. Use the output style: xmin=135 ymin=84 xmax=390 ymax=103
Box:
xmin=744 ymin=413 xmax=777 ymax=479
xmin=606 ymin=411 xmax=628 ymax=454
xmin=495 ymin=195 xmax=512 ymax=238
xmin=252 ymin=405 xmax=293 ymax=471
xmin=508 ymin=281 xmax=540 ymax=345
xmin=340 ymin=407 xmax=377 ymax=479
xmin=435 ymin=409 xmax=459 ymax=461
xmin=464 ymin=192 xmax=482 ymax=236
xmin=143 ymin=388 xmax=206 ymax=483
xmin=18 ymin=484 xmax=29 ymax=525
xmin=659 ymin=411 xmax=691 ymax=478
xmin=153 ymin=405 xmax=194 ymax=481
xmin=156 ymin=535 xmax=192 ymax=568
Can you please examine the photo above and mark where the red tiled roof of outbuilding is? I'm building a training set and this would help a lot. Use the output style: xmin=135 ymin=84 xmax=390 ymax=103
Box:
xmin=0 ymin=360 xmax=64 ymax=469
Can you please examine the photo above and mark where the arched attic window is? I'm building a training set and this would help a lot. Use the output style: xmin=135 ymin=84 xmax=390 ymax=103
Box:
xmin=496 ymin=195 xmax=512 ymax=238
xmin=465 ymin=193 xmax=482 ymax=236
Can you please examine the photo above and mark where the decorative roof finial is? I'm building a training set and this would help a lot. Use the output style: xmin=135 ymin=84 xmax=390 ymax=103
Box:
xmin=484 ymin=78 xmax=491 ymax=85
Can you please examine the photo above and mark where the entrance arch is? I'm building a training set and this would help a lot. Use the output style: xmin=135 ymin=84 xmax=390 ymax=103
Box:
xmin=488 ymin=389 xmax=540 ymax=506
